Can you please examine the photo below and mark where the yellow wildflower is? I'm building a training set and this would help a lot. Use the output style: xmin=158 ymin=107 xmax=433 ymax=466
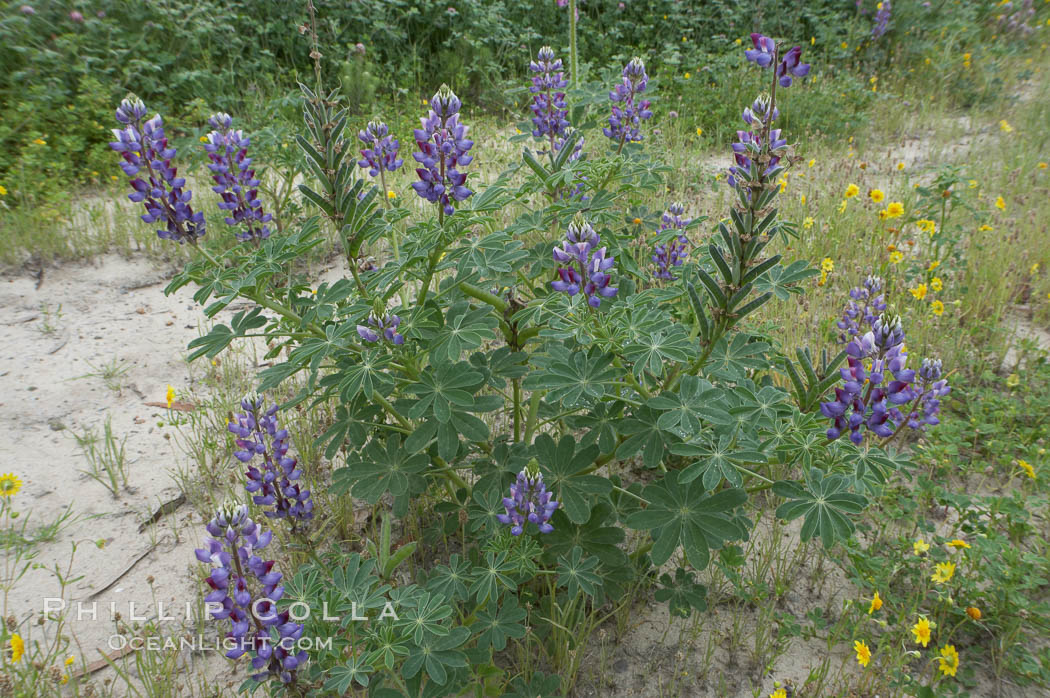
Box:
xmin=897 ymin=162 xmax=905 ymax=170
xmin=931 ymin=300 xmax=945 ymax=316
xmin=387 ymin=190 xmax=396 ymax=199
xmin=885 ymin=201 xmax=904 ymax=218
xmin=808 ymin=158 xmax=815 ymax=167
xmin=811 ymin=37 xmax=815 ymax=45
xmin=166 ymin=384 xmax=175 ymax=409
xmin=869 ymin=189 xmax=885 ymax=203
xmin=800 ymin=194 xmax=806 ymax=205
xmin=914 ymin=538 xmax=930 ymax=555
xmin=1030 ymin=262 xmax=1039 ymax=275
xmin=734 ymin=37 xmax=742 ymax=45
xmin=844 ymin=183 xmax=859 ymax=198
xmin=912 ymin=617 xmax=933 ymax=647
xmin=938 ymin=645 xmax=959 ymax=677
xmin=868 ymin=591 xmax=883 ymax=614
xmin=0 ymin=185 xmax=7 ymax=196
xmin=948 ymin=539 xmax=971 ymax=550
xmin=1039 ymin=162 xmax=1048 ymax=169
xmin=771 ymin=690 xmax=787 ymax=698
xmin=684 ymin=72 xmax=691 ymax=79
xmin=930 ymin=276 xmax=942 ymax=290
xmin=889 ymin=251 xmax=904 ymax=264
xmin=932 ymin=561 xmax=956 ymax=584
xmin=841 ymin=41 xmax=849 ymax=49
xmin=838 ymin=199 xmax=848 ymax=213
xmin=968 ymin=179 xmax=978 ymax=188
xmin=10 ymin=633 xmax=24 ymax=663
xmin=803 ymin=217 xmax=815 ymax=229
xmin=66 ymin=656 xmax=75 ymax=666
xmin=995 ymin=196 xmax=1006 ymax=211
xmin=966 ymin=607 xmax=981 ymax=621
xmin=979 ymin=224 xmax=993 ymax=231
xmin=696 ymin=127 xmax=703 ymax=136
xmin=854 ymin=640 xmax=871 ymax=667
xmin=199 ymin=136 xmax=209 ymax=143
xmin=1019 ymin=459 xmax=1036 ymax=479
xmin=1006 ymin=373 xmax=1020 ymax=388
xmin=778 ymin=178 xmax=788 ymax=193
xmin=999 ymin=119 xmax=1013 ymax=133
xmin=911 ymin=284 xmax=928 ymax=300
xmin=917 ymin=219 xmax=936 ymax=234
xmin=0 ymin=474 xmax=22 ymax=498
xmin=632 ymin=217 xmax=642 ymax=225
xmin=821 ymin=257 xmax=834 ymax=273
xmin=33 ymin=138 xmax=46 ymax=145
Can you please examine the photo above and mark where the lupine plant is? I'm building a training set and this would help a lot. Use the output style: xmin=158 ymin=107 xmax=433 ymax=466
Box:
xmin=112 ymin=27 xmax=946 ymax=696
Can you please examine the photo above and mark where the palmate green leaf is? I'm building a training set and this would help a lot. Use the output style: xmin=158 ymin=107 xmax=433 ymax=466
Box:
xmin=467 ymin=487 xmax=505 ymax=535
xmin=400 ymin=625 xmax=470 ymax=686
xmin=187 ymin=307 xmax=267 ymax=360
xmin=420 ymin=301 xmax=500 ymax=365
xmin=327 ymin=349 xmax=393 ymax=401
xmin=455 ymin=231 xmax=529 ymax=278
xmin=672 ymin=434 xmax=745 ymax=489
xmin=332 ymin=436 xmax=428 ymax=502
xmin=556 ymin=546 xmax=603 ymax=598
xmin=425 ymin=554 xmax=474 ymax=603
xmin=534 ymin=434 xmax=611 ymax=524
xmin=522 ymin=345 xmax=619 ymax=407
xmin=544 ymin=502 xmax=627 ymax=567
xmin=772 ymin=468 xmax=868 ymax=548
xmin=323 ymin=656 xmax=374 ymax=692
xmin=655 ymin=568 xmax=708 ymax=618
xmin=648 ymin=375 xmax=723 ymax=435
xmin=407 ymin=362 xmax=482 ymax=423
xmin=471 ymin=595 xmax=527 ymax=651
xmin=703 ymin=333 xmax=771 ymax=381
xmin=622 ymin=325 xmax=697 ymax=379
xmin=565 ymin=400 xmax=623 ymax=454
xmin=469 ymin=347 xmax=529 ymax=390
xmin=624 ymin=470 xmax=749 ymax=570
xmin=505 ymin=671 xmax=564 ymax=698
xmin=398 ymin=591 xmax=454 ymax=645
xmin=469 ymin=551 xmax=517 ymax=605
xmin=755 ymin=259 xmax=819 ymax=300
xmin=615 ymin=406 xmax=680 ymax=469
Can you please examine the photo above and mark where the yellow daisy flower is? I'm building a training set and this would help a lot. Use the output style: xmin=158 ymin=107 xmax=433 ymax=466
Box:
xmin=889 ymin=251 xmax=904 ymax=264
xmin=1019 ymin=459 xmax=1036 ymax=479
xmin=696 ymin=127 xmax=703 ymax=136
xmin=938 ymin=645 xmax=959 ymax=677
xmin=910 ymin=284 xmax=928 ymax=300
xmin=803 ymin=216 xmax=815 ymax=229
xmin=869 ymin=189 xmax=885 ymax=203
xmin=932 ymin=561 xmax=956 ymax=584
xmin=995 ymin=196 xmax=1006 ymax=211
xmin=854 ymin=640 xmax=871 ymax=667
xmin=821 ymin=257 xmax=834 ymax=273
xmin=966 ymin=606 xmax=981 ymax=621
xmin=999 ymin=119 xmax=1013 ymax=133
xmin=885 ymin=201 xmax=905 ymax=218
xmin=930 ymin=275 xmax=942 ymax=290
xmin=33 ymin=138 xmax=47 ymax=146
xmin=844 ymin=183 xmax=860 ymax=198
xmin=0 ymin=185 xmax=7 ymax=197
xmin=917 ymin=219 xmax=936 ymax=234
xmin=1039 ymin=162 xmax=1048 ymax=170
xmin=838 ymin=199 xmax=848 ymax=213
xmin=10 ymin=633 xmax=24 ymax=663
xmin=948 ymin=539 xmax=971 ymax=550
xmin=912 ymin=617 xmax=933 ymax=647
xmin=771 ymin=690 xmax=787 ymax=698
xmin=684 ymin=72 xmax=691 ymax=79
xmin=808 ymin=158 xmax=815 ymax=167
xmin=166 ymin=384 xmax=175 ymax=409
xmin=897 ymin=162 xmax=905 ymax=170
xmin=931 ymin=300 xmax=945 ymax=316
xmin=387 ymin=190 xmax=397 ymax=199
xmin=0 ymin=473 xmax=22 ymax=498
xmin=868 ymin=591 xmax=883 ymax=614
xmin=979 ymin=224 xmax=993 ymax=231
xmin=914 ymin=538 xmax=930 ymax=555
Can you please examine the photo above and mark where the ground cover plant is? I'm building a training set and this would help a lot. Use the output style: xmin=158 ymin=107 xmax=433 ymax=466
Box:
xmin=2 ymin=1 xmax=1050 ymax=697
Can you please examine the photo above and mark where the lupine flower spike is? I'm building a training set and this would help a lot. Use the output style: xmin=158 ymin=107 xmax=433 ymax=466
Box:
xmin=203 ymin=113 xmax=273 ymax=244
xmin=604 ymin=57 xmax=653 ymax=151
xmin=195 ymin=503 xmax=306 ymax=684
xmin=837 ymin=275 xmax=887 ymax=343
xmin=109 ymin=97 xmax=205 ymax=244
xmin=498 ymin=459 xmax=559 ymax=535
xmin=745 ymin=34 xmax=810 ymax=87
xmin=652 ymin=202 xmax=692 ymax=280
xmin=529 ymin=46 xmax=570 ymax=156
xmin=411 ymin=85 xmax=474 ymax=217
xmin=551 ymin=214 xmax=618 ymax=307
xmin=357 ymin=313 xmax=405 ymax=345
xmin=229 ymin=396 xmax=314 ymax=526
xmin=357 ymin=119 xmax=403 ymax=177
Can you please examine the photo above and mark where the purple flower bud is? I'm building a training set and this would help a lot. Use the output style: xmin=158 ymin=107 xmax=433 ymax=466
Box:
xmin=357 ymin=119 xmax=403 ymax=177
xmin=203 ymin=113 xmax=272 ymax=244
xmin=603 ymin=57 xmax=652 ymax=145
xmin=498 ymin=461 xmax=558 ymax=535
xmin=551 ymin=215 xmax=617 ymax=306
xmin=411 ymin=85 xmax=473 ymax=216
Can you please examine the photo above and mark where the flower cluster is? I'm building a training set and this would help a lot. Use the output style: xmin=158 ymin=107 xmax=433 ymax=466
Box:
xmin=872 ymin=1 xmax=892 ymax=38
xmin=203 ymin=113 xmax=272 ymax=244
xmin=529 ymin=46 xmax=570 ymax=152
xmin=744 ymin=34 xmax=810 ymax=87
xmin=195 ymin=504 xmax=306 ymax=683
xmin=652 ymin=202 xmax=691 ymax=280
xmin=109 ymin=97 xmax=205 ymax=244
xmin=836 ymin=275 xmax=887 ymax=343
xmin=411 ymin=84 xmax=474 ymax=216
xmin=357 ymin=119 xmax=403 ymax=177
xmin=356 ymin=313 xmax=405 ymax=345
xmin=821 ymin=310 xmax=949 ymax=444
xmin=551 ymin=215 xmax=618 ymax=307
xmin=727 ymin=95 xmax=787 ymax=190
xmin=229 ymin=397 xmax=314 ymax=526
xmin=603 ymin=57 xmax=653 ymax=146
xmin=498 ymin=461 xmax=558 ymax=535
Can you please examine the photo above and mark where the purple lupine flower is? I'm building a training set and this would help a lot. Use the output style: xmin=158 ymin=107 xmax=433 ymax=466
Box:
xmin=821 ymin=312 xmax=948 ymax=444
xmin=529 ymin=46 xmax=570 ymax=155
xmin=357 ymin=119 xmax=403 ymax=177
xmin=109 ymin=97 xmax=205 ymax=244
xmin=651 ymin=202 xmax=692 ymax=280
xmin=203 ymin=113 xmax=273 ymax=244
xmin=727 ymin=96 xmax=788 ymax=191
xmin=744 ymin=33 xmax=810 ymax=87
xmin=229 ymin=396 xmax=314 ymax=526
xmin=551 ymin=215 xmax=618 ymax=307
xmin=603 ymin=57 xmax=653 ymax=148
xmin=195 ymin=503 xmax=306 ymax=684
xmin=411 ymin=84 xmax=473 ymax=217
xmin=837 ymin=275 xmax=887 ymax=343
xmin=872 ymin=1 xmax=892 ymax=38
xmin=356 ymin=314 xmax=405 ymax=345
xmin=497 ymin=461 xmax=558 ymax=535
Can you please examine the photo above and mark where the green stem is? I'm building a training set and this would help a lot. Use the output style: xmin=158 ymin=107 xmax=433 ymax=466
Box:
xmin=568 ymin=0 xmax=579 ymax=90
xmin=459 ymin=282 xmax=508 ymax=312
xmin=523 ymin=389 xmax=543 ymax=443
xmin=513 ymin=378 xmax=522 ymax=442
